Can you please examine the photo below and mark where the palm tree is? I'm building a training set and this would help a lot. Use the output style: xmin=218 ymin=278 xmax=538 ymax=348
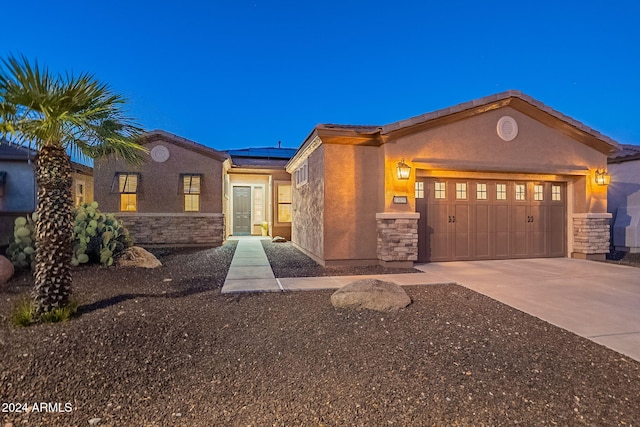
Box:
xmin=0 ymin=55 xmax=146 ymax=315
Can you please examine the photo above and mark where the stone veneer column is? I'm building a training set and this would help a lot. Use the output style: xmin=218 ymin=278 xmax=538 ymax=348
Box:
xmin=571 ymin=213 xmax=612 ymax=260
xmin=376 ymin=213 xmax=420 ymax=267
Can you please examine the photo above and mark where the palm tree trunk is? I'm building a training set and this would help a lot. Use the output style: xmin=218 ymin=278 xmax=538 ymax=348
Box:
xmin=33 ymin=145 xmax=74 ymax=314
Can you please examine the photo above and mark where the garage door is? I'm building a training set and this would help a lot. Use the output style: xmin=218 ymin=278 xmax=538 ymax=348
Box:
xmin=416 ymin=179 xmax=566 ymax=262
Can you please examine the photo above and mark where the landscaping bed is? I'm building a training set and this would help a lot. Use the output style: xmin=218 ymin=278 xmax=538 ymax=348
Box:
xmin=1 ymin=240 xmax=639 ymax=426
xmin=261 ymin=240 xmax=420 ymax=277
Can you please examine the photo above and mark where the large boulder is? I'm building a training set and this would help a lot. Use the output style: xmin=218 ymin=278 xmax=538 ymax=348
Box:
xmin=331 ymin=279 xmax=411 ymax=312
xmin=0 ymin=255 xmax=14 ymax=284
xmin=117 ymin=246 xmax=162 ymax=269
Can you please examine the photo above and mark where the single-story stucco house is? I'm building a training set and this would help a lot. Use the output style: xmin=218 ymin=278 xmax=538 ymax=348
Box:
xmin=0 ymin=142 xmax=93 ymax=245
xmin=608 ymin=144 xmax=640 ymax=252
xmin=286 ymin=90 xmax=618 ymax=266
xmin=93 ymin=130 xmax=294 ymax=246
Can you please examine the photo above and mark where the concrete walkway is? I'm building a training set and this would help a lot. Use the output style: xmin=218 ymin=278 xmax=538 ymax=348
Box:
xmin=222 ymin=237 xmax=281 ymax=293
xmin=221 ymin=240 xmax=640 ymax=361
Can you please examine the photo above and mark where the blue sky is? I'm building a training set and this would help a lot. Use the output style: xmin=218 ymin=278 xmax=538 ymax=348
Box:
xmin=3 ymin=1 xmax=639 ymax=150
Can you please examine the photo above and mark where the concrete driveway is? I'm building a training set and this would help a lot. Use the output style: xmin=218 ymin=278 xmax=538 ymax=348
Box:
xmin=415 ymin=258 xmax=640 ymax=362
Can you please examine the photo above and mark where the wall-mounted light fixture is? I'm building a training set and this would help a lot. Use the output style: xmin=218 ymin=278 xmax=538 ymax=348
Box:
xmin=595 ymin=168 xmax=611 ymax=186
xmin=396 ymin=158 xmax=411 ymax=180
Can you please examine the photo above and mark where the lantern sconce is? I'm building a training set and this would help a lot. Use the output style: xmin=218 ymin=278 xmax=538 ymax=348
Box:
xmin=594 ymin=168 xmax=611 ymax=186
xmin=396 ymin=158 xmax=411 ymax=180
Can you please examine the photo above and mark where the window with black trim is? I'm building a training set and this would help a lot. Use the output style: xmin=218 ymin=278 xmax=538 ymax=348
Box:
xmin=183 ymin=174 xmax=201 ymax=212
xmin=114 ymin=173 xmax=139 ymax=211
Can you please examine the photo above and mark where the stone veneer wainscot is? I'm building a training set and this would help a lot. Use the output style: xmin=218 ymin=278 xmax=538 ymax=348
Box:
xmin=118 ymin=213 xmax=225 ymax=247
xmin=572 ymin=213 xmax=612 ymax=260
xmin=376 ymin=212 xmax=419 ymax=267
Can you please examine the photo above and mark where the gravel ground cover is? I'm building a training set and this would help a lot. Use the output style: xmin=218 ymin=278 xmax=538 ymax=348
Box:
xmin=1 ymin=240 xmax=639 ymax=426
xmin=261 ymin=241 xmax=420 ymax=277
xmin=606 ymin=250 xmax=640 ymax=267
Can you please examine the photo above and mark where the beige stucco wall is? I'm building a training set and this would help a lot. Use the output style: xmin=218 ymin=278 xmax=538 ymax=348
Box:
xmin=322 ymin=144 xmax=380 ymax=264
xmin=93 ymin=140 xmax=223 ymax=214
xmin=383 ymin=106 xmax=609 ymax=215
xmin=291 ymin=145 xmax=325 ymax=262
xmin=71 ymin=171 xmax=94 ymax=206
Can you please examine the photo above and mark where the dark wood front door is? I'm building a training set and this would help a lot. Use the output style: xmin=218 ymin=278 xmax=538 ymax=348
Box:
xmin=417 ymin=179 xmax=566 ymax=262
xmin=233 ymin=186 xmax=252 ymax=235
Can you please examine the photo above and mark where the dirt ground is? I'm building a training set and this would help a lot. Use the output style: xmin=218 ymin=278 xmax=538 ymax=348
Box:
xmin=1 ymin=241 xmax=639 ymax=426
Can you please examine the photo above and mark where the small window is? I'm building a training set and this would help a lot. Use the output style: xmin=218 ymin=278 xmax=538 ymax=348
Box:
xmin=183 ymin=174 xmax=201 ymax=212
xmin=496 ymin=183 xmax=507 ymax=200
xmin=552 ymin=185 xmax=561 ymax=201
xmin=434 ymin=182 xmax=446 ymax=199
xmin=456 ymin=182 xmax=467 ymax=200
xmin=295 ymin=160 xmax=308 ymax=187
xmin=415 ymin=181 xmax=424 ymax=199
xmin=476 ymin=183 xmax=487 ymax=200
xmin=534 ymin=184 xmax=544 ymax=201
xmin=515 ymin=184 xmax=526 ymax=201
xmin=277 ymin=183 xmax=292 ymax=223
xmin=75 ymin=180 xmax=85 ymax=207
xmin=117 ymin=173 xmax=138 ymax=211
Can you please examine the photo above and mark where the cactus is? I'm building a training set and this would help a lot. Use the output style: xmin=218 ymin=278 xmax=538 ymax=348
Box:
xmin=6 ymin=213 xmax=38 ymax=270
xmin=71 ymin=202 xmax=132 ymax=266
xmin=8 ymin=203 xmax=132 ymax=270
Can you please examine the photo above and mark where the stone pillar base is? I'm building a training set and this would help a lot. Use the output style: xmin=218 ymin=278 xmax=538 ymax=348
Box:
xmin=376 ymin=212 xmax=419 ymax=267
xmin=571 ymin=213 xmax=611 ymax=259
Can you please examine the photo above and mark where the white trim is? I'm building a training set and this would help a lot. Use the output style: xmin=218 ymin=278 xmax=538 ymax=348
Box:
xmin=376 ymin=212 xmax=420 ymax=219
xmin=287 ymin=135 xmax=322 ymax=172
xmin=572 ymin=212 xmax=613 ymax=219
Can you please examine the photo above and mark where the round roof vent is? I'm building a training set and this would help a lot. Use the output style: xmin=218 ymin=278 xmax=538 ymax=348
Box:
xmin=497 ymin=116 xmax=518 ymax=141
xmin=150 ymin=144 xmax=170 ymax=162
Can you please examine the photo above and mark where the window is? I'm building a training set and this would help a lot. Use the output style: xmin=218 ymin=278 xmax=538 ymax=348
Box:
xmin=434 ymin=182 xmax=446 ymax=199
xmin=476 ymin=183 xmax=487 ymax=200
xmin=254 ymin=186 xmax=264 ymax=222
xmin=277 ymin=183 xmax=292 ymax=223
xmin=117 ymin=173 xmax=138 ymax=211
xmin=534 ymin=184 xmax=544 ymax=201
xmin=552 ymin=185 xmax=562 ymax=201
xmin=415 ymin=181 xmax=424 ymax=199
xmin=456 ymin=182 xmax=467 ymax=200
xmin=295 ymin=159 xmax=308 ymax=187
xmin=75 ymin=180 xmax=85 ymax=206
xmin=183 ymin=174 xmax=201 ymax=212
xmin=496 ymin=183 xmax=507 ymax=200
xmin=515 ymin=184 xmax=526 ymax=201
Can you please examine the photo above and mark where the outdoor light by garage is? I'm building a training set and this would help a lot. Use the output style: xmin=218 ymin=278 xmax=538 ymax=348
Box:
xmin=595 ymin=168 xmax=611 ymax=186
xmin=396 ymin=158 xmax=411 ymax=180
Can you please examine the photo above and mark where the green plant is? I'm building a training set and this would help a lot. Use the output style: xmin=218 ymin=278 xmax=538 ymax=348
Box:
xmin=6 ymin=213 xmax=38 ymax=270
xmin=10 ymin=297 xmax=78 ymax=326
xmin=72 ymin=201 xmax=132 ymax=267
xmin=10 ymin=297 xmax=35 ymax=326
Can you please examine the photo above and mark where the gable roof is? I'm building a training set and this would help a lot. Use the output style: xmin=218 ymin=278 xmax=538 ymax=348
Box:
xmin=293 ymin=91 xmax=620 ymax=160
xmin=140 ymin=130 xmax=228 ymax=162
xmin=608 ymin=144 xmax=640 ymax=164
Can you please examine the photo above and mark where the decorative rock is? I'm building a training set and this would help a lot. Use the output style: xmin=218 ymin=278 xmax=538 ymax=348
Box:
xmin=88 ymin=418 xmax=102 ymax=426
xmin=272 ymin=236 xmax=287 ymax=243
xmin=117 ymin=246 xmax=162 ymax=269
xmin=331 ymin=279 xmax=411 ymax=312
xmin=0 ymin=255 xmax=14 ymax=284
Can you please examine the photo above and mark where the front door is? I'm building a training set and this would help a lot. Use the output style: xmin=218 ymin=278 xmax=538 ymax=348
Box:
xmin=233 ymin=186 xmax=252 ymax=235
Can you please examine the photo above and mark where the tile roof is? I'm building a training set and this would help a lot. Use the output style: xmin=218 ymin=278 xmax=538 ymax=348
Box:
xmin=141 ymin=130 xmax=228 ymax=161
xmin=608 ymin=144 xmax=640 ymax=163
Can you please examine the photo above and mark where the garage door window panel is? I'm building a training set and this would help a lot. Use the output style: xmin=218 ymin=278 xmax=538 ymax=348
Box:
xmin=515 ymin=184 xmax=526 ymax=201
xmin=456 ymin=183 xmax=467 ymax=200
xmin=434 ymin=182 xmax=446 ymax=199
xmin=496 ymin=183 xmax=507 ymax=200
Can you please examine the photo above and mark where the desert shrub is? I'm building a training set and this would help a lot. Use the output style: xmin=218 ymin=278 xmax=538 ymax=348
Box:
xmin=10 ymin=297 xmax=78 ymax=326
xmin=6 ymin=202 xmax=132 ymax=270
xmin=6 ymin=213 xmax=38 ymax=270
xmin=72 ymin=201 xmax=132 ymax=266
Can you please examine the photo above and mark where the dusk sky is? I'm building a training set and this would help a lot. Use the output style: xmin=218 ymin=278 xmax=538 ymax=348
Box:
xmin=3 ymin=1 xmax=639 ymax=150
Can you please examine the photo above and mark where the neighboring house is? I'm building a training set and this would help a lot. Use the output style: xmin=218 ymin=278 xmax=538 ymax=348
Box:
xmin=92 ymin=130 xmax=295 ymax=247
xmin=608 ymin=144 xmax=640 ymax=252
xmin=286 ymin=90 xmax=619 ymax=267
xmin=0 ymin=142 xmax=93 ymax=245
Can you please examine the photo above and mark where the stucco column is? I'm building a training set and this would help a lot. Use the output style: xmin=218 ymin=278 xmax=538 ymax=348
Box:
xmin=571 ymin=213 xmax=612 ymax=260
xmin=376 ymin=212 xmax=419 ymax=268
